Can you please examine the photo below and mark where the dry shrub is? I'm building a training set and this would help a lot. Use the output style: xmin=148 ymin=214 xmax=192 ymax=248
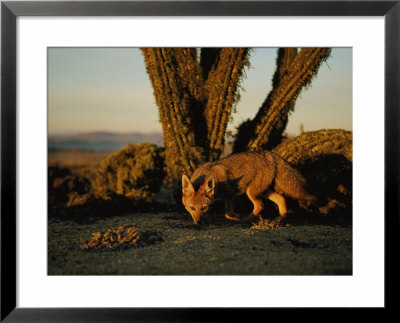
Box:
xmin=92 ymin=143 xmax=166 ymax=202
xmin=251 ymin=217 xmax=290 ymax=230
xmin=272 ymin=129 xmax=352 ymax=166
xmin=80 ymin=225 xmax=162 ymax=250
xmin=273 ymin=129 xmax=352 ymax=218
xmin=48 ymin=166 xmax=92 ymax=207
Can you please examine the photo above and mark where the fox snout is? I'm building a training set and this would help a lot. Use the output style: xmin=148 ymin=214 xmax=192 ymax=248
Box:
xmin=187 ymin=206 xmax=209 ymax=224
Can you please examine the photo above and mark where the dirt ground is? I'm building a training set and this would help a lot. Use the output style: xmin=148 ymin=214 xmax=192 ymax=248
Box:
xmin=48 ymin=209 xmax=352 ymax=275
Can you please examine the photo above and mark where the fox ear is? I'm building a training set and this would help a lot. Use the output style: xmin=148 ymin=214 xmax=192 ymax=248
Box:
xmin=205 ymin=177 xmax=215 ymax=197
xmin=182 ymin=175 xmax=194 ymax=195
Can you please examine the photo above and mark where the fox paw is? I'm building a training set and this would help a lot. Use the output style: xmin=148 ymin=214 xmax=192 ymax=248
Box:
xmin=225 ymin=213 xmax=242 ymax=221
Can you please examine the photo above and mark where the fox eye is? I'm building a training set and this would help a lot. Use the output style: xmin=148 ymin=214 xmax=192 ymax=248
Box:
xmin=189 ymin=206 xmax=195 ymax=210
xmin=202 ymin=205 xmax=208 ymax=211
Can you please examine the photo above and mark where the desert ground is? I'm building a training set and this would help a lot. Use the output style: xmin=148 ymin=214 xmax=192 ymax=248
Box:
xmin=48 ymin=149 xmax=352 ymax=275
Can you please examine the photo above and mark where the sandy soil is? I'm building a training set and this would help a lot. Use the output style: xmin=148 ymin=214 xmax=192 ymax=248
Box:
xmin=48 ymin=209 xmax=352 ymax=275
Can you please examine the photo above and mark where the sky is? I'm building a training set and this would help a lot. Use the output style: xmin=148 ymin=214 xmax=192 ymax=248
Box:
xmin=48 ymin=47 xmax=352 ymax=136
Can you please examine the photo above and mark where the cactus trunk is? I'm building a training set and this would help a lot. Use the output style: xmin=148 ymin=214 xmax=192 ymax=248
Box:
xmin=142 ymin=47 xmax=250 ymax=178
xmin=204 ymin=48 xmax=250 ymax=159
xmin=141 ymin=48 xmax=206 ymax=178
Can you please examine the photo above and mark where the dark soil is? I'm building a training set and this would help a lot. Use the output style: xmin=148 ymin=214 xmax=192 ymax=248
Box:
xmin=48 ymin=208 xmax=352 ymax=275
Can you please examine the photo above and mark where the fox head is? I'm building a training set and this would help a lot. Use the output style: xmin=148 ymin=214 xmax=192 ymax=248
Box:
xmin=182 ymin=174 xmax=215 ymax=224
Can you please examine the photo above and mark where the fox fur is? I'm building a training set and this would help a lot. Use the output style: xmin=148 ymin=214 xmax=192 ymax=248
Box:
xmin=182 ymin=151 xmax=316 ymax=225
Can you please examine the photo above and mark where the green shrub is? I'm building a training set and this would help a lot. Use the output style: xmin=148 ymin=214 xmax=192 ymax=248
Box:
xmin=93 ymin=143 xmax=166 ymax=202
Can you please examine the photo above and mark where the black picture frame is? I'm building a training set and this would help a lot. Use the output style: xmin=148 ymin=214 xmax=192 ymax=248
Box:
xmin=1 ymin=1 xmax=398 ymax=321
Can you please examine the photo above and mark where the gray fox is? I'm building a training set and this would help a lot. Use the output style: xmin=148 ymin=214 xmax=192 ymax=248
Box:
xmin=182 ymin=151 xmax=316 ymax=226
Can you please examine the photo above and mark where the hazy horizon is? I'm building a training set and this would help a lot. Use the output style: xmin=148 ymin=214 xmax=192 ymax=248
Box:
xmin=48 ymin=129 xmax=163 ymax=137
xmin=48 ymin=47 xmax=352 ymax=137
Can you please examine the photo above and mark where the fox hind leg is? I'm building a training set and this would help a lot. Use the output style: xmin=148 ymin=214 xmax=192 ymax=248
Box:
xmin=266 ymin=191 xmax=287 ymax=217
xmin=266 ymin=190 xmax=288 ymax=228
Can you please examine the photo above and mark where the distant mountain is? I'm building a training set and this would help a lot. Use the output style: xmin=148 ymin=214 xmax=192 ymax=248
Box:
xmin=48 ymin=131 xmax=163 ymax=151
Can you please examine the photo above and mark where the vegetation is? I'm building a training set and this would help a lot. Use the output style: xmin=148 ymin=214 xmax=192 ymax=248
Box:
xmin=48 ymin=166 xmax=91 ymax=207
xmin=92 ymin=143 xmax=166 ymax=202
xmin=80 ymin=225 xmax=162 ymax=250
xmin=272 ymin=129 xmax=353 ymax=166
xmin=142 ymin=48 xmax=332 ymax=180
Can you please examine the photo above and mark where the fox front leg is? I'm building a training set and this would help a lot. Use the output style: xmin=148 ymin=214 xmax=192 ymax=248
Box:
xmin=245 ymin=187 xmax=264 ymax=217
xmin=224 ymin=199 xmax=242 ymax=221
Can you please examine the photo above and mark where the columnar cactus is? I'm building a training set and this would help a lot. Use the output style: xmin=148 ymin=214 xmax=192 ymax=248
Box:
xmin=141 ymin=47 xmax=332 ymax=181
